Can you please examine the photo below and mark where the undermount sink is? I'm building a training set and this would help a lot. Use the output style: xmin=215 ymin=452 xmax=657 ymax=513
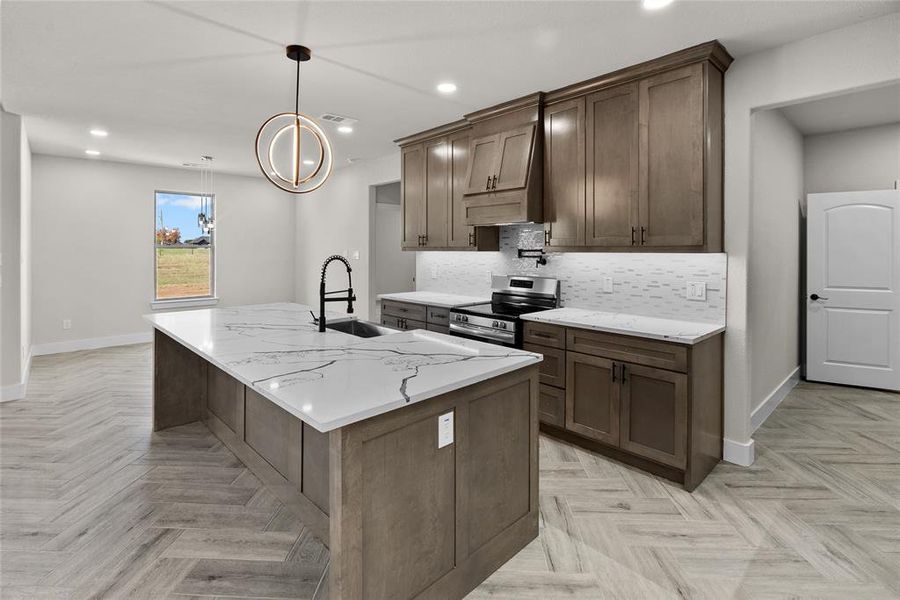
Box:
xmin=325 ymin=319 xmax=398 ymax=338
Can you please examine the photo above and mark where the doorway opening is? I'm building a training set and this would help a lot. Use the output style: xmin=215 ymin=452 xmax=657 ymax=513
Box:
xmin=370 ymin=181 xmax=415 ymax=320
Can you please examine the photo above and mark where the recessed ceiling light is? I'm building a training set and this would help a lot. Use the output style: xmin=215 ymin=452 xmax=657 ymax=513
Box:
xmin=85 ymin=150 xmax=101 ymax=156
xmin=337 ymin=125 xmax=353 ymax=134
xmin=90 ymin=129 xmax=108 ymax=137
xmin=642 ymin=0 xmax=674 ymax=9
xmin=303 ymin=159 xmax=315 ymax=165
xmin=436 ymin=82 xmax=457 ymax=94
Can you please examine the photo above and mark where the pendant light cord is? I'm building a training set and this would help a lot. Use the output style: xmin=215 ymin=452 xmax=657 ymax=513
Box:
xmin=295 ymin=58 xmax=300 ymax=116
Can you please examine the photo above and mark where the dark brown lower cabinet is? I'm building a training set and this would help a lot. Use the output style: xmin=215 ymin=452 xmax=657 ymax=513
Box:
xmin=524 ymin=321 xmax=722 ymax=491
xmin=619 ymin=363 xmax=688 ymax=469
xmin=538 ymin=384 xmax=565 ymax=427
xmin=565 ymin=352 xmax=619 ymax=446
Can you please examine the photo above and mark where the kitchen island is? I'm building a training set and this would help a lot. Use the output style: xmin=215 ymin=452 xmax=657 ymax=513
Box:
xmin=145 ymin=303 xmax=541 ymax=600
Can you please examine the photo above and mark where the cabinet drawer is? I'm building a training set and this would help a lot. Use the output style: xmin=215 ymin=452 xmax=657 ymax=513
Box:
xmin=539 ymin=384 xmax=565 ymax=428
xmin=426 ymin=323 xmax=450 ymax=335
xmin=524 ymin=343 xmax=566 ymax=388
xmin=382 ymin=300 xmax=427 ymax=322
xmin=426 ymin=306 xmax=450 ymax=325
xmin=567 ymin=328 xmax=687 ymax=373
xmin=523 ymin=322 xmax=566 ymax=349
xmin=381 ymin=315 xmax=426 ymax=331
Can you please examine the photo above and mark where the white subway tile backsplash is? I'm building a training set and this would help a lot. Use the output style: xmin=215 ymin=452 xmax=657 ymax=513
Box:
xmin=415 ymin=224 xmax=726 ymax=324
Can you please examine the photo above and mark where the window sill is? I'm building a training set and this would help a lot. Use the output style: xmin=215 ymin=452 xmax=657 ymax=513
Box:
xmin=151 ymin=297 xmax=219 ymax=311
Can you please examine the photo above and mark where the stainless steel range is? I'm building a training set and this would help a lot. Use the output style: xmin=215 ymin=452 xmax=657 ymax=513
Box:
xmin=449 ymin=275 xmax=560 ymax=348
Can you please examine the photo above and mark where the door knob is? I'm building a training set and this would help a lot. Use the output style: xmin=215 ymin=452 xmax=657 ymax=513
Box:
xmin=810 ymin=293 xmax=828 ymax=301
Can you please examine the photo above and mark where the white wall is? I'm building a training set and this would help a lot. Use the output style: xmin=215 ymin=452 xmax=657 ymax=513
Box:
xmin=722 ymin=11 xmax=900 ymax=464
xmin=748 ymin=109 xmax=804 ymax=426
xmin=1 ymin=108 xmax=29 ymax=397
xmin=294 ymin=153 xmax=400 ymax=321
xmin=805 ymin=123 xmax=900 ymax=194
xmin=31 ymin=155 xmax=296 ymax=349
xmin=20 ymin=120 xmax=32 ymax=381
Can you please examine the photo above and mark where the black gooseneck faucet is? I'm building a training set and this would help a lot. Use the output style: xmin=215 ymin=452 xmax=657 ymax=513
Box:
xmin=318 ymin=255 xmax=356 ymax=332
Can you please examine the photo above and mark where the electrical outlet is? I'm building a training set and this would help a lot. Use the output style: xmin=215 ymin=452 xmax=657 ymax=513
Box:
xmin=430 ymin=265 xmax=439 ymax=279
xmin=62 ymin=319 xmax=72 ymax=330
xmin=349 ymin=249 xmax=360 ymax=260
xmin=602 ymin=277 xmax=614 ymax=293
xmin=686 ymin=282 xmax=707 ymax=301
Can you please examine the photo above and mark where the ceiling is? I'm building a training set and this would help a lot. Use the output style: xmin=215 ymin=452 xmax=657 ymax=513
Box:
xmin=779 ymin=82 xmax=900 ymax=135
xmin=3 ymin=1 xmax=899 ymax=178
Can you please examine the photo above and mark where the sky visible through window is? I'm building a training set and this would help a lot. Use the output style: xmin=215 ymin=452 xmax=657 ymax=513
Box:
xmin=155 ymin=192 xmax=210 ymax=243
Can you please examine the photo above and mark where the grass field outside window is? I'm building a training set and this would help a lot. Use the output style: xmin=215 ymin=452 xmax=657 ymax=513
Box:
xmin=154 ymin=190 xmax=214 ymax=301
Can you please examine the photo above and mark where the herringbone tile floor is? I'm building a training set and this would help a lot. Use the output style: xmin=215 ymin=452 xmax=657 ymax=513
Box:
xmin=2 ymin=344 xmax=899 ymax=598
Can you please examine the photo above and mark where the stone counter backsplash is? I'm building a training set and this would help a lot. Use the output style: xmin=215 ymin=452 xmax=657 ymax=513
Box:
xmin=415 ymin=224 xmax=726 ymax=324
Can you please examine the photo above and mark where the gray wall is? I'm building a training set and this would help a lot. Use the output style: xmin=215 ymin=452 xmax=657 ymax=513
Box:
xmin=804 ymin=123 xmax=900 ymax=194
xmin=31 ymin=155 xmax=297 ymax=348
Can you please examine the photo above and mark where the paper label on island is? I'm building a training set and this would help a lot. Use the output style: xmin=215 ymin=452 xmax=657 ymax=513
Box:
xmin=438 ymin=411 xmax=454 ymax=448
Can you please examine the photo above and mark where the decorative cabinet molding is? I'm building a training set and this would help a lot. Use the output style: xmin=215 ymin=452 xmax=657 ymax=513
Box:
xmin=396 ymin=40 xmax=731 ymax=254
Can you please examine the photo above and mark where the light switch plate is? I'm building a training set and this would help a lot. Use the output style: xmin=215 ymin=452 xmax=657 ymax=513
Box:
xmin=602 ymin=277 xmax=614 ymax=293
xmin=438 ymin=411 xmax=454 ymax=448
xmin=431 ymin=265 xmax=439 ymax=279
xmin=349 ymin=249 xmax=360 ymax=260
xmin=687 ymin=281 xmax=707 ymax=301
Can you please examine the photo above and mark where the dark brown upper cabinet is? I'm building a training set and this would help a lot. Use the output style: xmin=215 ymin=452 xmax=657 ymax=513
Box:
xmin=586 ymin=83 xmax=639 ymax=247
xmin=638 ymin=64 xmax=703 ymax=248
xmin=400 ymin=144 xmax=425 ymax=250
xmin=396 ymin=122 xmax=499 ymax=251
xmin=543 ymin=41 xmax=730 ymax=252
xmin=396 ymin=41 xmax=731 ymax=252
xmin=543 ymin=97 xmax=585 ymax=248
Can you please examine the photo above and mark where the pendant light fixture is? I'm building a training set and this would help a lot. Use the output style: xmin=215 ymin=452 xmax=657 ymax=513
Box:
xmin=197 ymin=155 xmax=215 ymax=234
xmin=256 ymin=45 xmax=333 ymax=194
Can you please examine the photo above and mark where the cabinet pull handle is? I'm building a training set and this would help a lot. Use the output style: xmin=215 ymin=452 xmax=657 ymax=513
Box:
xmin=631 ymin=227 xmax=636 ymax=245
xmin=640 ymin=227 xmax=646 ymax=245
xmin=620 ymin=364 xmax=627 ymax=382
xmin=492 ymin=175 xmax=498 ymax=190
xmin=486 ymin=176 xmax=491 ymax=190
xmin=611 ymin=362 xmax=617 ymax=383
xmin=468 ymin=232 xmax=475 ymax=246
xmin=423 ymin=234 xmax=427 ymax=245
xmin=544 ymin=229 xmax=551 ymax=245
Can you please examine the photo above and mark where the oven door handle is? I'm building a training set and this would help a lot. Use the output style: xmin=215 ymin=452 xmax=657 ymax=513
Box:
xmin=449 ymin=322 xmax=516 ymax=344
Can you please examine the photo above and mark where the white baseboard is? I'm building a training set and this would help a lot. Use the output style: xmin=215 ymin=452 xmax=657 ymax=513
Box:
xmin=0 ymin=351 xmax=32 ymax=403
xmin=751 ymin=366 xmax=800 ymax=432
xmin=32 ymin=331 xmax=153 ymax=357
xmin=723 ymin=438 xmax=755 ymax=466
xmin=0 ymin=381 xmax=26 ymax=403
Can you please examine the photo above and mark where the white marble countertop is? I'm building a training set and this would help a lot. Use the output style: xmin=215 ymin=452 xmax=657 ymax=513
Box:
xmin=377 ymin=291 xmax=489 ymax=309
xmin=521 ymin=307 xmax=725 ymax=345
xmin=145 ymin=303 xmax=539 ymax=432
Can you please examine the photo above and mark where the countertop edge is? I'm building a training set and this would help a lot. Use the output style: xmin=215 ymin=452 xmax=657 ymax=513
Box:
xmin=145 ymin=317 xmax=541 ymax=433
xmin=377 ymin=292 xmax=489 ymax=309
xmin=519 ymin=313 xmax=726 ymax=345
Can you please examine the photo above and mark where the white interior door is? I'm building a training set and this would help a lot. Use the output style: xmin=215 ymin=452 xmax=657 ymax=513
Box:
xmin=807 ymin=190 xmax=900 ymax=391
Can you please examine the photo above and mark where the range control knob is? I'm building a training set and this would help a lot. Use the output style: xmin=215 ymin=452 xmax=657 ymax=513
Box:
xmin=492 ymin=320 xmax=499 ymax=328
xmin=498 ymin=322 xmax=507 ymax=330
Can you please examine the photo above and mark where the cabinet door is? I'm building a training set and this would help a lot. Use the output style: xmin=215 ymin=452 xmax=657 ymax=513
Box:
xmin=463 ymin=133 xmax=500 ymax=195
xmin=543 ymin=98 xmax=585 ymax=248
xmin=401 ymin=144 xmax=425 ymax=249
xmin=619 ymin=363 xmax=687 ymax=469
xmin=447 ymin=129 xmax=475 ymax=247
xmin=493 ymin=124 xmax=536 ymax=192
xmin=565 ymin=352 xmax=619 ymax=445
xmin=423 ymin=138 xmax=449 ymax=247
xmin=586 ymin=83 xmax=639 ymax=247
xmin=638 ymin=64 xmax=704 ymax=248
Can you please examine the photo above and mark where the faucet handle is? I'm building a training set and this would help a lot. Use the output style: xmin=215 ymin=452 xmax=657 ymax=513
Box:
xmin=309 ymin=310 xmax=320 ymax=324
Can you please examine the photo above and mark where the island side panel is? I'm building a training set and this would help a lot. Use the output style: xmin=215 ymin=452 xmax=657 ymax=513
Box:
xmin=153 ymin=329 xmax=207 ymax=431
xmin=328 ymin=364 xmax=539 ymax=600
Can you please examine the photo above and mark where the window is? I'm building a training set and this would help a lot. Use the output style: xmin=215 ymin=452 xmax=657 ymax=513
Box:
xmin=154 ymin=191 xmax=215 ymax=301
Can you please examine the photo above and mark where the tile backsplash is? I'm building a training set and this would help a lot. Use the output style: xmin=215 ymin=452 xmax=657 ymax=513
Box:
xmin=415 ymin=224 xmax=726 ymax=323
